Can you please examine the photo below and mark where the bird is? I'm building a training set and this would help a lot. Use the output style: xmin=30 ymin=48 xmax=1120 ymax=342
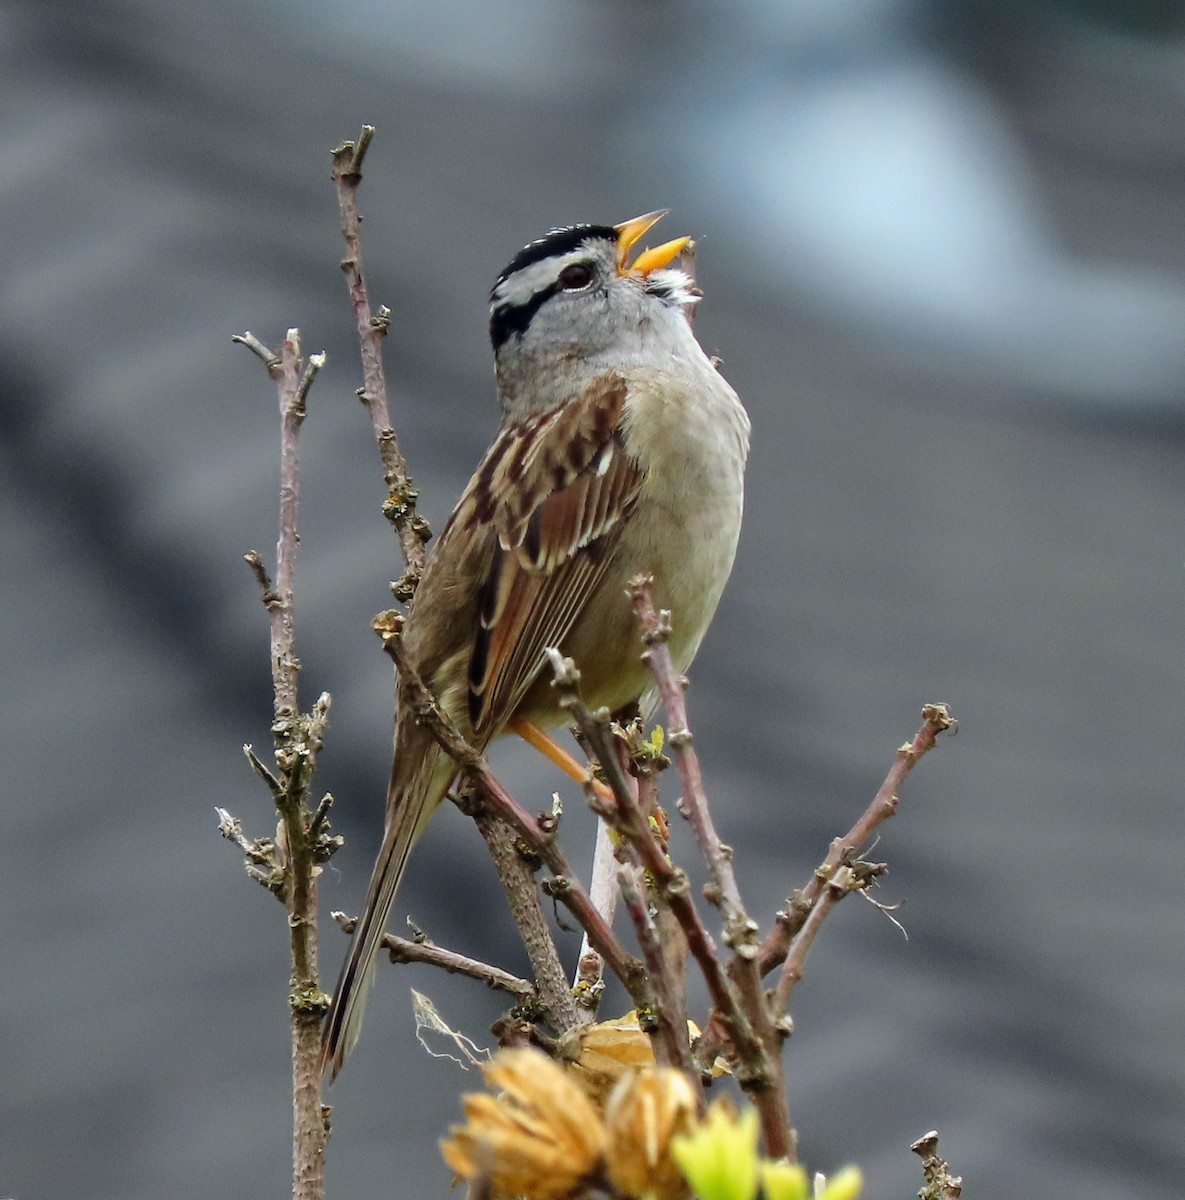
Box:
xmin=320 ymin=211 xmax=750 ymax=1079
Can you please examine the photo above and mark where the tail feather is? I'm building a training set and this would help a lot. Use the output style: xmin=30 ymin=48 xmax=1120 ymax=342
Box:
xmin=320 ymin=738 xmax=454 ymax=1081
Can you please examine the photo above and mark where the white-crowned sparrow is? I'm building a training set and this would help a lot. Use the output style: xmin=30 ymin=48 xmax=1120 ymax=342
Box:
xmin=321 ymin=212 xmax=750 ymax=1078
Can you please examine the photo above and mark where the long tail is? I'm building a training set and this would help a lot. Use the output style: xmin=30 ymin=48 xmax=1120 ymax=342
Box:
xmin=320 ymin=729 xmax=455 ymax=1081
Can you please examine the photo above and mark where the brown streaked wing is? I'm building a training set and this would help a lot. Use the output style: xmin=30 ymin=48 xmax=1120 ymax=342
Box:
xmin=464 ymin=375 xmax=643 ymax=736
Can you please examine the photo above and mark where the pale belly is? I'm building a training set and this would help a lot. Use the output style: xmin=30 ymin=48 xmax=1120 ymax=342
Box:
xmin=518 ymin=366 xmax=748 ymax=727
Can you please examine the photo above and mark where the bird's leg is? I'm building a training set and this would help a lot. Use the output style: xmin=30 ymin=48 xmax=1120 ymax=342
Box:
xmin=510 ymin=716 xmax=624 ymax=1017
xmin=508 ymin=716 xmax=615 ymax=805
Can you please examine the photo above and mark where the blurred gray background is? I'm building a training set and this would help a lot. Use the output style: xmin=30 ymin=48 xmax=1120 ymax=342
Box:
xmin=3 ymin=1 xmax=1183 ymax=1196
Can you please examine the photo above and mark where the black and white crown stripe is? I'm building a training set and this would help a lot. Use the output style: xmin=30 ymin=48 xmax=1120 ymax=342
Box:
xmin=488 ymin=221 xmax=701 ymax=350
xmin=493 ymin=224 xmax=616 ymax=291
xmin=489 ymin=225 xmax=614 ymax=349
xmin=492 ymin=248 xmax=598 ymax=312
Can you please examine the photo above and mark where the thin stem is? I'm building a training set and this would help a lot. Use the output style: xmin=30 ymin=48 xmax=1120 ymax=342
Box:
xmin=617 ymin=864 xmax=698 ymax=1081
xmin=772 ymin=868 xmax=849 ymax=1014
xmin=758 ymin=703 xmax=955 ymax=976
xmin=469 ymin=806 xmax=578 ymax=1030
xmin=629 ymin=578 xmax=752 ymax=944
xmin=375 ymin=614 xmax=651 ymax=1017
xmin=231 ymin=330 xmax=281 ymax=373
xmin=695 ymin=704 xmax=955 ymax=1079
xmin=911 ymin=1131 xmax=965 ymax=1199
xmin=330 ymin=128 xmax=429 ymax=593
xmin=629 ymin=581 xmax=795 ymax=1152
xmin=545 ymin=649 xmax=792 ymax=1156
xmin=276 ymin=334 xmax=329 ymax=1200
xmin=233 ymin=328 xmax=332 ymax=1200
xmin=631 ymin=751 xmax=693 ymax=1073
xmin=330 ymin=129 xmax=577 ymax=1039
xmin=331 ymin=912 xmax=537 ymax=1002
xmin=272 ymin=331 xmax=303 ymax=719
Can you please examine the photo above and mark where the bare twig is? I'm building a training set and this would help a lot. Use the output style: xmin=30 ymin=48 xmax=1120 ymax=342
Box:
xmin=373 ymin=612 xmax=651 ymax=1019
xmin=231 ymin=330 xmax=281 ymax=373
xmin=271 ymin=334 xmax=330 ymax=1200
xmin=695 ymin=704 xmax=955 ymax=1079
xmin=773 ymin=859 xmax=887 ymax=1017
xmin=628 ymin=579 xmax=794 ymax=1153
xmin=243 ymin=551 xmax=280 ymax=609
xmin=331 ymin=912 xmax=537 ymax=1003
xmin=626 ymin=732 xmax=692 ymax=1070
xmin=216 ymin=806 xmax=273 ymax=865
xmin=758 ymin=703 xmax=955 ymax=977
xmin=629 ymin=578 xmax=753 ymax=945
xmin=296 ymin=352 xmax=327 ymax=411
xmin=216 ymin=806 xmax=285 ymax=894
xmin=231 ymin=328 xmax=332 ymax=1200
xmin=333 ymin=126 xmax=584 ymax=1036
xmin=258 ymin=329 xmax=308 ymax=722
xmin=617 ymin=863 xmax=698 ymax=1080
xmin=773 ymin=868 xmax=851 ymax=1014
xmin=547 ymin=657 xmax=734 ymax=1027
xmin=545 ymin=649 xmax=793 ymax=1158
xmin=330 ymin=127 xmax=429 ymax=594
xmin=467 ymin=804 xmax=578 ymax=1030
xmin=911 ymin=1131 xmax=964 ymax=1199
xmin=308 ymin=792 xmax=336 ymax=842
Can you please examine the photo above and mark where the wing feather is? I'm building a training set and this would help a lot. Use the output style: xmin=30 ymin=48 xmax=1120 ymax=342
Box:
xmin=462 ymin=374 xmax=643 ymax=735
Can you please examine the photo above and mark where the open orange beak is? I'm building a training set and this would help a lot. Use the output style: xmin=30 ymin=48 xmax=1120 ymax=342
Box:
xmin=615 ymin=210 xmax=692 ymax=277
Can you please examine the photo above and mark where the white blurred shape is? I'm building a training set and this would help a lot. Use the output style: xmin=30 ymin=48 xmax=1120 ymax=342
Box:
xmin=656 ymin=5 xmax=1185 ymax=410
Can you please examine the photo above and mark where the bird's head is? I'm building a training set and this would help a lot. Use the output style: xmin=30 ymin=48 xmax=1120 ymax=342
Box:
xmin=489 ymin=211 xmax=701 ymax=415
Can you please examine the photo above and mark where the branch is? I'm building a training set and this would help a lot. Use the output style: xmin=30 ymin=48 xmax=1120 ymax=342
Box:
xmin=232 ymin=327 xmax=332 ymax=1200
xmin=626 ymin=733 xmax=692 ymax=1072
xmin=773 ymin=866 xmax=852 ymax=1014
xmin=271 ymin=331 xmax=305 ymax=718
xmin=545 ymin=649 xmax=792 ymax=1158
xmin=629 ymin=578 xmax=753 ymax=945
xmin=629 ymin=580 xmax=795 ymax=1153
xmin=331 ymin=912 xmax=537 ymax=1003
xmin=911 ymin=1130 xmax=964 ymax=1199
xmin=464 ymin=800 xmax=578 ymax=1030
xmin=695 ymin=704 xmax=955 ymax=1078
xmin=215 ymin=805 xmax=284 ymax=895
xmin=373 ymin=612 xmax=651 ymax=1020
xmin=617 ymin=863 xmax=698 ymax=1080
xmin=231 ymin=330 xmax=281 ymax=373
xmin=546 ymin=655 xmax=736 ymax=1028
xmin=330 ymin=127 xmax=429 ymax=596
xmin=759 ymin=703 xmax=955 ymax=976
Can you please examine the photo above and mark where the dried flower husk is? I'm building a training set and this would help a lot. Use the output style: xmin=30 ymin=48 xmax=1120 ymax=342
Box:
xmin=564 ymin=1011 xmax=726 ymax=1107
xmin=603 ymin=1067 xmax=699 ymax=1200
xmin=440 ymin=1048 xmax=607 ymax=1199
xmin=563 ymin=1012 xmax=660 ymax=1105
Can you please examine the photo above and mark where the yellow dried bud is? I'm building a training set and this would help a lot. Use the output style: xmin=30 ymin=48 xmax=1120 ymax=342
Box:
xmin=603 ymin=1067 xmax=699 ymax=1200
xmin=816 ymin=1165 xmax=864 ymax=1200
xmin=670 ymin=1097 xmax=761 ymax=1200
xmin=440 ymin=1047 xmax=606 ymax=1199
xmin=761 ymin=1160 xmax=810 ymax=1200
xmin=563 ymin=1011 xmax=658 ymax=1102
xmin=564 ymin=1011 xmax=718 ymax=1107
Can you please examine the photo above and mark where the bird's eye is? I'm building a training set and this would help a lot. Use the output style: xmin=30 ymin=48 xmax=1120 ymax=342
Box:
xmin=557 ymin=262 xmax=595 ymax=291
